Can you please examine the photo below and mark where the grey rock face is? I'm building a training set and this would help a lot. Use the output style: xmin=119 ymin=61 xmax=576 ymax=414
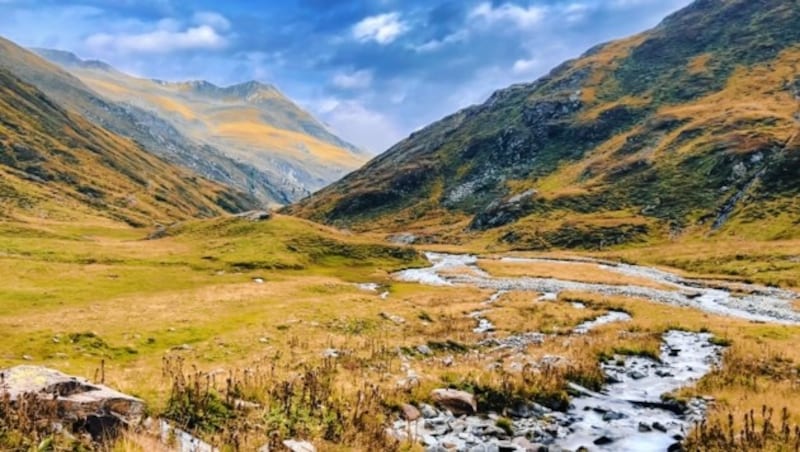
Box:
xmin=0 ymin=366 xmax=144 ymax=440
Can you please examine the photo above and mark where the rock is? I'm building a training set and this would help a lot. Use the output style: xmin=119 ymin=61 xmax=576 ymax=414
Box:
xmin=638 ymin=422 xmax=652 ymax=432
xmin=400 ymin=403 xmax=421 ymax=421
xmin=421 ymin=403 xmax=439 ymax=418
xmin=667 ymin=442 xmax=684 ymax=452
xmin=442 ymin=355 xmax=454 ymax=367
xmin=234 ymin=399 xmax=261 ymax=410
xmin=22 ymin=355 xmax=33 ymax=361
xmin=512 ymin=436 xmax=548 ymax=451
xmin=593 ymin=435 xmax=615 ymax=445
xmin=602 ymin=411 xmax=626 ymax=421
xmin=652 ymin=421 xmax=668 ymax=432
xmin=628 ymin=370 xmax=646 ymax=380
xmin=417 ymin=344 xmax=433 ymax=355
xmin=283 ymin=439 xmax=315 ymax=452
xmin=422 ymin=434 xmax=439 ymax=447
xmin=235 ymin=210 xmax=271 ymax=222
xmin=380 ymin=312 xmax=406 ymax=324
xmin=497 ymin=441 xmax=518 ymax=452
xmin=322 ymin=348 xmax=339 ymax=358
xmin=431 ymin=389 xmax=478 ymax=415
xmin=0 ymin=366 xmax=144 ymax=440
xmin=253 ymin=278 xmax=265 ymax=284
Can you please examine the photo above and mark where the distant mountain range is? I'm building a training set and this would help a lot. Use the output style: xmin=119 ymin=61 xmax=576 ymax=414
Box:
xmin=0 ymin=36 xmax=365 ymax=207
xmin=290 ymin=0 xmax=800 ymax=248
xmin=0 ymin=66 xmax=255 ymax=226
xmin=34 ymin=48 xmax=368 ymax=204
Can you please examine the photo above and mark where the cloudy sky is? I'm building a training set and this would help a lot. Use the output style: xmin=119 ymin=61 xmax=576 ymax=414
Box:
xmin=0 ymin=0 xmax=692 ymax=153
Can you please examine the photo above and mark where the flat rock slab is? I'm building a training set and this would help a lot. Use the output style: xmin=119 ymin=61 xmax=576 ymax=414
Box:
xmin=0 ymin=366 xmax=144 ymax=433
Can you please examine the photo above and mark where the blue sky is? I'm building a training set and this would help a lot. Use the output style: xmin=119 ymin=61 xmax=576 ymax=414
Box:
xmin=0 ymin=0 xmax=692 ymax=152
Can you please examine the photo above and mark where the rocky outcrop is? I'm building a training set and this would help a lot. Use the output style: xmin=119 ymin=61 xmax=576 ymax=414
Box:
xmin=0 ymin=366 xmax=144 ymax=440
xmin=234 ymin=210 xmax=272 ymax=222
xmin=430 ymin=389 xmax=478 ymax=415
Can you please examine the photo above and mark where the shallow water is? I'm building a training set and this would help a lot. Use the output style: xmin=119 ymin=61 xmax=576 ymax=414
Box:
xmin=397 ymin=252 xmax=800 ymax=324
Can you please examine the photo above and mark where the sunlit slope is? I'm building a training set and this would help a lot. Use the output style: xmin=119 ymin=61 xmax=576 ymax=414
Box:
xmin=35 ymin=50 xmax=368 ymax=195
xmin=0 ymin=37 xmax=296 ymax=206
xmin=0 ymin=68 xmax=255 ymax=227
xmin=290 ymin=0 xmax=800 ymax=248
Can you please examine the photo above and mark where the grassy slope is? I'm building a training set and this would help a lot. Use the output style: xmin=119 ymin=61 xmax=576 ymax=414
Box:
xmin=0 ymin=214 xmax=423 ymax=399
xmin=289 ymin=0 xmax=800 ymax=250
xmin=0 ymin=68 xmax=255 ymax=227
xmin=0 ymin=37 xmax=299 ymax=206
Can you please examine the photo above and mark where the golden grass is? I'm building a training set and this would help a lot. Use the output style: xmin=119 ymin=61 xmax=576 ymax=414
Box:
xmin=213 ymin=121 xmax=365 ymax=166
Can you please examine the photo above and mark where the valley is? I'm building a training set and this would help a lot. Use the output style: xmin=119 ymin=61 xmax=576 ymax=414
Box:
xmin=1 ymin=0 xmax=800 ymax=450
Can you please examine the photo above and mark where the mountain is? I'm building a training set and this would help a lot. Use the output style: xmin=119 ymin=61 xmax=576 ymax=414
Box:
xmin=0 ymin=38 xmax=298 ymax=206
xmin=34 ymin=48 xmax=368 ymax=202
xmin=0 ymin=67 xmax=256 ymax=227
xmin=290 ymin=0 xmax=800 ymax=248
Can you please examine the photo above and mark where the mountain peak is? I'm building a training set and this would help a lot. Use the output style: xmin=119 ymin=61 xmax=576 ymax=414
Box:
xmin=31 ymin=48 xmax=115 ymax=72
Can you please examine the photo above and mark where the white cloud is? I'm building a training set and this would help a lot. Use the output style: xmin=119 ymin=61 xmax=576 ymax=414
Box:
xmin=563 ymin=3 xmax=591 ymax=23
xmin=315 ymin=99 xmax=404 ymax=153
xmin=86 ymin=24 xmax=227 ymax=54
xmin=511 ymin=58 xmax=538 ymax=74
xmin=193 ymin=11 xmax=230 ymax=31
xmin=469 ymin=2 xmax=547 ymax=28
xmin=413 ymin=30 xmax=468 ymax=53
xmin=352 ymin=12 xmax=408 ymax=45
xmin=332 ymin=69 xmax=373 ymax=90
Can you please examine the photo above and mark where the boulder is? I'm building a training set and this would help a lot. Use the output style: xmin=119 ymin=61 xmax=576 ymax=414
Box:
xmin=431 ymin=389 xmax=478 ymax=415
xmin=400 ymin=403 xmax=421 ymax=421
xmin=0 ymin=366 xmax=144 ymax=439
xmin=235 ymin=210 xmax=272 ymax=222
xmin=283 ymin=439 xmax=316 ymax=452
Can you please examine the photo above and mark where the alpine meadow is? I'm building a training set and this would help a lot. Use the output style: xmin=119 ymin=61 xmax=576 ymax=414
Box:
xmin=1 ymin=1 xmax=800 ymax=451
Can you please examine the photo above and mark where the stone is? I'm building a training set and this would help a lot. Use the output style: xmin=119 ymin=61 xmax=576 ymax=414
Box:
xmin=512 ymin=436 xmax=548 ymax=451
xmin=417 ymin=344 xmax=433 ymax=355
xmin=667 ymin=442 xmax=684 ymax=452
xmin=235 ymin=210 xmax=271 ymax=222
xmin=234 ymin=399 xmax=261 ymax=410
xmin=431 ymin=388 xmax=478 ymax=415
xmin=421 ymin=403 xmax=439 ymax=418
xmin=638 ymin=422 xmax=653 ymax=432
xmin=593 ymin=435 xmax=615 ymax=445
xmin=400 ymin=403 xmax=421 ymax=421
xmin=602 ymin=411 xmax=626 ymax=421
xmin=283 ymin=439 xmax=316 ymax=452
xmin=0 ymin=366 xmax=144 ymax=440
xmin=628 ymin=370 xmax=646 ymax=380
xmin=652 ymin=422 xmax=668 ymax=432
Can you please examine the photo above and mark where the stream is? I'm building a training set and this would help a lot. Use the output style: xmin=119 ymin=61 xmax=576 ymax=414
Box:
xmin=389 ymin=252 xmax=798 ymax=451
xmin=397 ymin=253 xmax=800 ymax=324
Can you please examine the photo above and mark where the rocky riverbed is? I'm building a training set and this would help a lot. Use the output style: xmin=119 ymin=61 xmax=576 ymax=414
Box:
xmin=388 ymin=252 xmax=795 ymax=451
xmin=390 ymin=331 xmax=721 ymax=452
xmin=396 ymin=253 xmax=800 ymax=324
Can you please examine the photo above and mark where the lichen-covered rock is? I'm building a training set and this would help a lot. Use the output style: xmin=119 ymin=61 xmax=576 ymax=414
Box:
xmin=0 ymin=366 xmax=144 ymax=439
